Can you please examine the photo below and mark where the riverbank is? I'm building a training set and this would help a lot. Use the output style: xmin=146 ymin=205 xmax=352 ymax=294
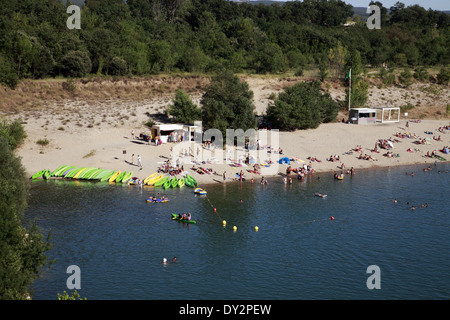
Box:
xmin=2 ymin=75 xmax=448 ymax=185
xmin=13 ymin=118 xmax=449 ymax=186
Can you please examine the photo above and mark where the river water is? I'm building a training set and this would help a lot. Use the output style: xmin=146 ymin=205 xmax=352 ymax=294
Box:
xmin=26 ymin=163 xmax=449 ymax=300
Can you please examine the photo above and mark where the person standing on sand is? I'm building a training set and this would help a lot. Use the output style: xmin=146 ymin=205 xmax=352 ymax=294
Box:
xmin=223 ymin=171 xmax=226 ymax=182
xmin=137 ymin=155 xmax=142 ymax=168
xmin=132 ymin=154 xmax=134 ymax=165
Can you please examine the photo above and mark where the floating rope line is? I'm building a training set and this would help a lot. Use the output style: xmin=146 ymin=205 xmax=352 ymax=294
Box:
xmin=204 ymin=192 xmax=336 ymax=231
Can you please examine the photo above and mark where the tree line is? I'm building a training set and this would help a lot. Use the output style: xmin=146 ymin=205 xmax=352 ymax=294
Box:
xmin=0 ymin=0 xmax=449 ymax=89
xmin=0 ymin=120 xmax=52 ymax=300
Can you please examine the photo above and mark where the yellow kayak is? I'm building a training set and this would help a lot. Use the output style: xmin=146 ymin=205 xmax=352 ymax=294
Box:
xmin=143 ymin=172 xmax=158 ymax=185
xmin=73 ymin=168 xmax=87 ymax=179
xmin=147 ymin=173 xmax=164 ymax=186
xmin=109 ymin=170 xmax=121 ymax=182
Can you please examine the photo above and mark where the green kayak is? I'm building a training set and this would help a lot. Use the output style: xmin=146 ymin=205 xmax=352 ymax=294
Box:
xmin=51 ymin=165 xmax=68 ymax=177
xmin=171 ymin=177 xmax=178 ymax=188
xmin=115 ymin=171 xmax=127 ymax=183
xmin=80 ymin=167 xmax=97 ymax=179
xmin=178 ymin=178 xmax=185 ymax=188
xmin=87 ymin=168 xmax=104 ymax=180
xmin=43 ymin=169 xmax=51 ymax=180
xmin=155 ymin=176 xmax=169 ymax=187
xmin=184 ymin=176 xmax=194 ymax=187
xmin=186 ymin=174 xmax=197 ymax=187
xmin=163 ymin=178 xmax=171 ymax=190
xmin=100 ymin=170 xmax=116 ymax=182
xmin=94 ymin=170 xmax=112 ymax=180
xmin=60 ymin=166 xmax=77 ymax=177
xmin=171 ymin=213 xmax=196 ymax=224
xmin=66 ymin=167 xmax=82 ymax=178
xmin=121 ymin=171 xmax=133 ymax=184
xmin=31 ymin=169 xmax=46 ymax=179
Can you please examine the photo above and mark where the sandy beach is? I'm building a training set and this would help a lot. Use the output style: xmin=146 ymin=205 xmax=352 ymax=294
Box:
xmin=11 ymin=117 xmax=450 ymax=185
xmin=2 ymin=76 xmax=449 ymax=185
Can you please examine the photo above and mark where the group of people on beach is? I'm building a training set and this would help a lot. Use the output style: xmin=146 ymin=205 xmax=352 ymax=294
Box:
xmin=394 ymin=132 xmax=419 ymax=139
xmin=167 ymin=131 xmax=185 ymax=143
xmin=358 ymin=153 xmax=378 ymax=161
xmin=159 ymin=159 xmax=184 ymax=176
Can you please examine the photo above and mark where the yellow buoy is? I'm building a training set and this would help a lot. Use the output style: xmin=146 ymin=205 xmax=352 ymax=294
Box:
xmin=233 ymin=226 xmax=237 ymax=232
xmin=254 ymin=226 xmax=259 ymax=231
xmin=222 ymin=220 xmax=226 ymax=226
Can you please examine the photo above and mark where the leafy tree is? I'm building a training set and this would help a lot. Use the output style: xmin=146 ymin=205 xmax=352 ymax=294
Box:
xmin=149 ymin=40 xmax=176 ymax=73
xmin=107 ymin=56 xmax=128 ymax=76
xmin=344 ymin=49 xmax=363 ymax=79
xmin=181 ymin=44 xmax=209 ymax=73
xmin=61 ymin=50 xmax=92 ymax=78
xmin=0 ymin=53 xmax=19 ymax=89
xmin=328 ymin=41 xmax=347 ymax=78
xmin=0 ymin=122 xmax=52 ymax=300
xmin=254 ymin=42 xmax=286 ymax=73
xmin=167 ymin=89 xmax=201 ymax=124
xmin=201 ymin=70 xmax=256 ymax=138
xmin=266 ymin=81 xmax=338 ymax=131
xmin=317 ymin=52 xmax=329 ymax=82
xmin=345 ymin=77 xmax=368 ymax=108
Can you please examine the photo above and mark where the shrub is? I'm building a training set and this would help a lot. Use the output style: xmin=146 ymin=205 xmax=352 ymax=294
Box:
xmin=0 ymin=54 xmax=19 ymax=89
xmin=61 ymin=50 xmax=92 ymax=78
xmin=413 ymin=67 xmax=429 ymax=81
xmin=0 ymin=119 xmax=27 ymax=150
xmin=398 ymin=69 xmax=413 ymax=87
xmin=400 ymin=103 xmax=415 ymax=112
xmin=108 ymin=57 xmax=128 ymax=76
xmin=36 ymin=138 xmax=49 ymax=146
xmin=437 ymin=67 xmax=450 ymax=85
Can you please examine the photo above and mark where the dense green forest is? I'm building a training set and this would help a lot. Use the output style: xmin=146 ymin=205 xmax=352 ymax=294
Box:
xmin=0 ymin=0 xmax=449 ymax=89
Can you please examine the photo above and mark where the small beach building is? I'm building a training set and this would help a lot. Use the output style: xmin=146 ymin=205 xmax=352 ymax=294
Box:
xmin=151 ymin=124 xmax=199 ymax=143
xmin=374 ymin=107 xmax=400 ymax=123
xmin=348 ymin=108 xmax=377 ymax=125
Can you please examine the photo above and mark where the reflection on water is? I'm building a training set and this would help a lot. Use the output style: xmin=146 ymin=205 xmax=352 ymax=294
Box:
xmin=27 ymin=163 xmax=450 ymax=299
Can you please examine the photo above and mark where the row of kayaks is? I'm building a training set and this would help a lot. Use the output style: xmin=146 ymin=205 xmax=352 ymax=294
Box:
xmin=30 ymin=166 xmax=199 ymax=189
xmin=155 ymin=174 xmax=198 ymax=190
xmin=30 ymin=165 xmax=135 ymax=184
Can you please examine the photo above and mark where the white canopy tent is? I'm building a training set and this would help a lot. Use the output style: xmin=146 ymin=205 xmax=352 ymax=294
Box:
xmin=375 ymin=107 xmax=400 ymax=123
